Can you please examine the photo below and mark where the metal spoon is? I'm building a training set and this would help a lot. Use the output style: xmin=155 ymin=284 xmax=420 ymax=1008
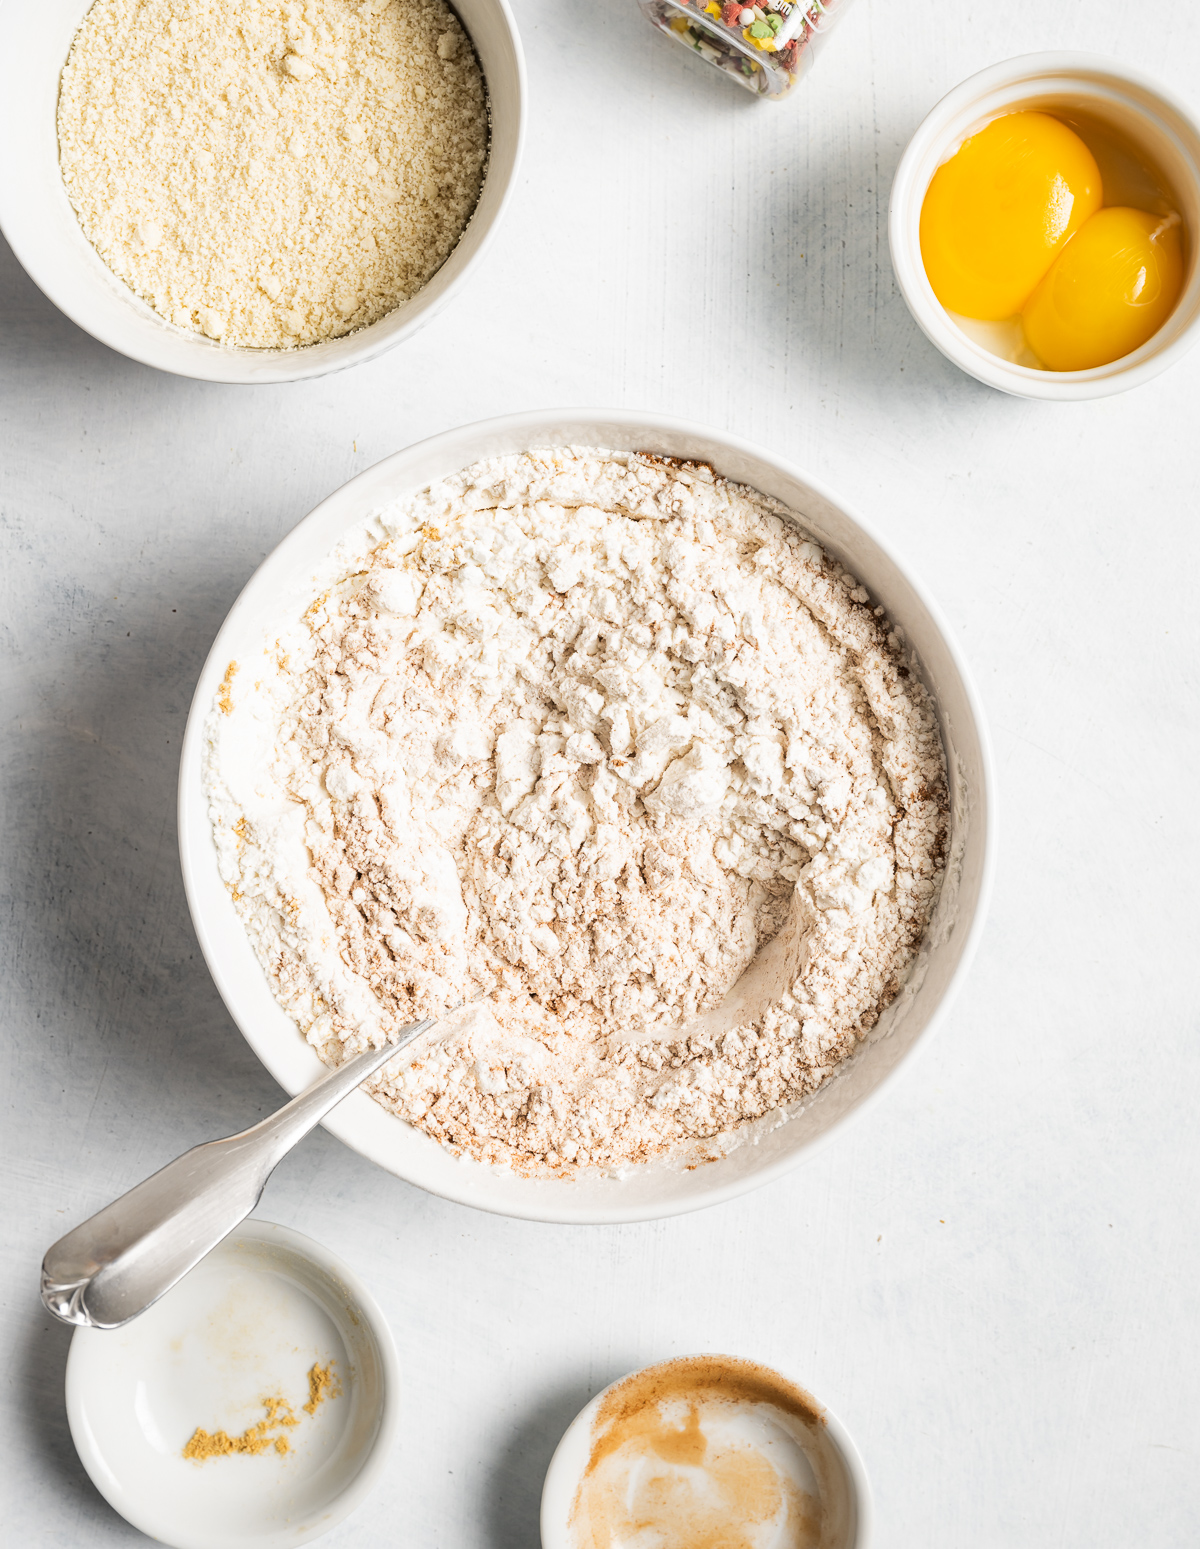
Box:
xmin=40 ymin=1018 xmax=435 ymax=1331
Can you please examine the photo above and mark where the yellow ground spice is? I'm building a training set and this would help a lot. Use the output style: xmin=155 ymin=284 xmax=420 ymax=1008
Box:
xmin=302 ymin=1361 xmax=340 ymax=1416
xmin=181 ymin=1363 xmax=341 ymax=1462
xmin=182 ymin=1396 xmax=299 ymax=1461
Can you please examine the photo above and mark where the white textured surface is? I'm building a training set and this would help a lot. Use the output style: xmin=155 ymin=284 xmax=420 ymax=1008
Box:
xmin=2 ymin=1 xmax=1198 ymax=1545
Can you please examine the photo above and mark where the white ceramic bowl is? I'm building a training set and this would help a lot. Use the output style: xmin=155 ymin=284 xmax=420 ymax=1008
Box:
xmin=65 ymin=1219 xmax=400 ymax=1549
xmin=889 ymin=52 xmax=1200 ymax=400
xmin=0 ymin=0 xmax=524 ymax=384
xmin=178 ymin=409 xmax=995 ymax=1224
xmin=539 ymin=1355 xmax=873 ymax=1549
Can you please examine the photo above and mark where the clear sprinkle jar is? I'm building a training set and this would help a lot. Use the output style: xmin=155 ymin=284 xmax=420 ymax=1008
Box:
xmin=638 ymin=0 xmax=855 ymax=99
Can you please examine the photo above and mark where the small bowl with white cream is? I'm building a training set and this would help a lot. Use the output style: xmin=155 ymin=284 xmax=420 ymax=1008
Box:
xmin=0 ymin=0 xmax=524 ymax=383
xmin=890 ymin=53 xmax=1200 ymax=399
xmin=65 ymin=1219 xmax=399 ymax=1549
xmin=540 ymin=1354 xmax=871 ymax=1549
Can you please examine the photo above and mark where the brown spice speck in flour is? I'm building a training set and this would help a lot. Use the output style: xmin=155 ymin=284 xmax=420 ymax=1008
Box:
xmin=217 ymin=661 xmax=238 ymax=715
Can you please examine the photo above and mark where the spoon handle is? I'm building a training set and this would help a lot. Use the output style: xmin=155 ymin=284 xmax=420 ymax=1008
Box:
xmin=40 ymin=1020 xmax=433 ymax=1331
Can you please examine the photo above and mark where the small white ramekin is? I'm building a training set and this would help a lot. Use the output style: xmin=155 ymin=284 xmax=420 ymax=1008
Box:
xmin=539 ymin=1355 xmax=873 ymax=1549
xmin=0 ymin=0 xmax=524 ymax=384
xmin=889 ymin=52 xmax=1200 ymax=400
xmin=65 ymin=1220 xmax=400 ymax=1549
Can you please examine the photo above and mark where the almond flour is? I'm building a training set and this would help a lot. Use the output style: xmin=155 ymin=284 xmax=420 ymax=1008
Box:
xmin=205 ymin=450 xmax=948 ymax=1175
xmin=58 ymin=0 xmax=488 ymax=348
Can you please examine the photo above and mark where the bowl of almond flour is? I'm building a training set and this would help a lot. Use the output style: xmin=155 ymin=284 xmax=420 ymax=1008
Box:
xmin=0 ymin=0 xmax=523 ymax=383
xmin=179 ymin=411 xmax=994 ymax=1222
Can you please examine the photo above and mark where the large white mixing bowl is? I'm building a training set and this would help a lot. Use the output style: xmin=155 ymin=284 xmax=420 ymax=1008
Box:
xmin=178 ymin=411 xmax=995 ymax=1222
xmin=0 ymin=0 xmax=524 ymax=384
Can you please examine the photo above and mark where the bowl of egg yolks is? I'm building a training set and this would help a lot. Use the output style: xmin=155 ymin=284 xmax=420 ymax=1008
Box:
xmin=889 ymin=53 xmax=1200 ymax=399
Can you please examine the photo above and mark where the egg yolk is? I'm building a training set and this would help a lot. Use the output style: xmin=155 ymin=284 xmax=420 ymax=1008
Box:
xmin=920 ymin=112 xmax=1103 ymax=319
xmin=1021 ymin=206 xmax=1184 ymax=371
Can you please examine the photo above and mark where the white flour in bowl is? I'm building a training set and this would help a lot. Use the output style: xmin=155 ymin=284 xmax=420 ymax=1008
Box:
xmin=205 ymin=450 xmax=947 ymax=1175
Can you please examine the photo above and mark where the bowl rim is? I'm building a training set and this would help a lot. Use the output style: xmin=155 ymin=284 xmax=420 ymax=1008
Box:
xmin=537 ymin=1352 xmax=874 ymax=1549
xmin=0 ymin=0 xmax=527 ymax=384
xmin=888 ymin=50 xmax=1200 ymax=401
xmin=64 ymin=1218 xmax=401 ymax=1549
xmin=177 ymin=407 xmax=997 ymax=1224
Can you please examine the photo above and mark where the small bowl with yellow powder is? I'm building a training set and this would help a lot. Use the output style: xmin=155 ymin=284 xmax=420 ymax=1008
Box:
xmin=0 ymin=0 xmax=524 ymax=383
xmin=540 ymin=1354 xmax=872 ymax=1549
xmin=64 ymin=1219 xmax=399 ymax=1548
